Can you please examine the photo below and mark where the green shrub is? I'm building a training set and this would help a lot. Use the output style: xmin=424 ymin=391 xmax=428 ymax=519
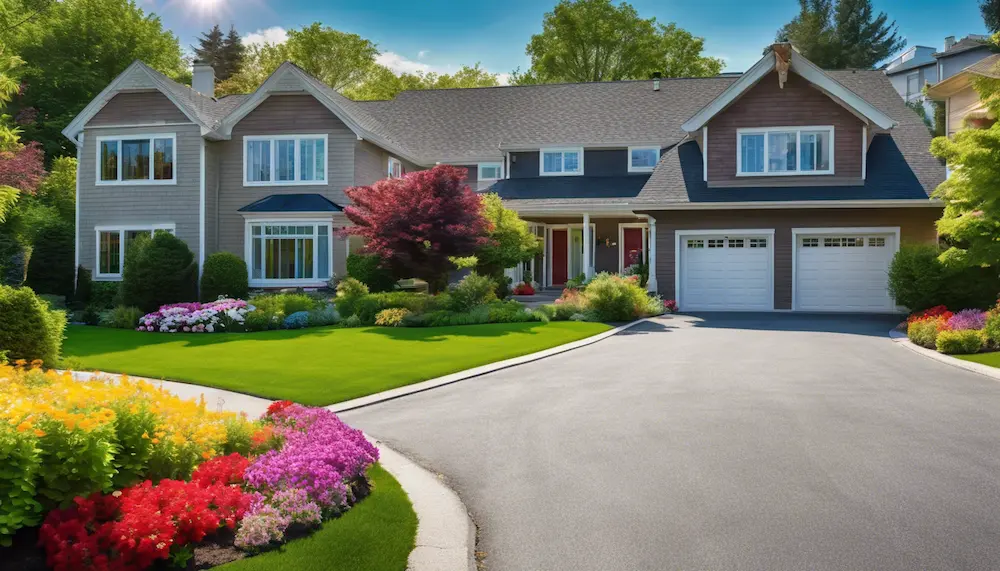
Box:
xmin=222 ymin=417 xmax=254 ymax=457
xmin=90 ymin=281 xmax=121 ymax=310
xmin=334 ymin=277 xmax=370 ymax=316
xmin=80 ymin=305 xmax=102 ymax=326
xmin=347 ymin=253 xmax=396 ymax=292
xmin=121 ymin=232 xmax=198 ymax=313
xmin=448 ymin=272 xmax=496 ymax=312
xmin=0 ymin=233 xmax=30 ymax=287
xmin=935 ymin=329 xmax=985 ymax=355
xmin=0 ymin=425 xmax=43 ymax=546
xmin=485 ymin=300 xmax=542 ymax=324
xmin=985 ymin=311 xmax=1000 ymax=348
xmin=35 ymin=417 xmax=117 ymax=509
xmin=889 ymin=244 xmax=1000 ymax=311
xmin=564 ymin=273 xmax=587 ymax=290
xmin=74 ymin=265 xmax=92 ymax=305
xmin=341 ymin=314 xmax=363 ymax=328
xmin=38 ymin=294 xmax=66 ymax=310
xmin=200 ymin=252 xmax=249 ymax=301
xmin=250 ymin=292 xmax=320 ymax=316
xmin=307 ymin=305 xmax=340 ymax=327
xmin=244 ymin=309 xmax=283 ymax=332
xmin=108 ymin=401 xmax=157 ymax=489
xmin=0 ymin=285 xmax=67 ymax=366
xmin=582 ymin=273 xmax=651 ymax=321
xmin=25 ymin=221 xmax=75 ymax=297
xmin=99 ymin=305 xmax=144 ymax=329
xmin=375 ymin=308 xmax=411 ymax=327
xmin=907 ymin=319 xmax=941 ymax=348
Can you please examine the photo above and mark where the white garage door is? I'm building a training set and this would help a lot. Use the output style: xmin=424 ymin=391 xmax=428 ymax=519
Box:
xmin=794 ymin=232 xmax=897 ymax=312
xmin=678 ymin=234 xmax=773 ymax=311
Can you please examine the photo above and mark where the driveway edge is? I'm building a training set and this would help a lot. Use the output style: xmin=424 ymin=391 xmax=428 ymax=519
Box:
xmin=370 ymin=436 xmax=476 ymax=571
xmin=889 ymin=330 xmax=1000 ymax=381
xmin=329 ymin=318 xmax=650 ymax=413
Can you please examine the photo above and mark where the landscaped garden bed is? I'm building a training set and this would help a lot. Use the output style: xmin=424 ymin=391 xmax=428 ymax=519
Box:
xmin=0 ymin=362 xmax=414 ymax=571
xmin=904 ymin=302 xmax=1000 ymax=356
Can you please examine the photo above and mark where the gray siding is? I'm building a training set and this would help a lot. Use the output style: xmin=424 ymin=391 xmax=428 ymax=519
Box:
xmin=353 ymin=140 xmax=420 ymax=187
xmin=89 ymin=92 xmax=189 ymax=126
xmin=939 ymin=47 xmax=994 ymax=81
xmin=205 ymin=141 xmax=221 ymax=255
xmin=78 ymin=123 xmax=202 ymax=278
xmin=215 ymin=94 xmax=356 ymax=261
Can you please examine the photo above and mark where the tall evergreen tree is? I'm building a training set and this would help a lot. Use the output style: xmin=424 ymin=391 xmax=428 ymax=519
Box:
xmin=983 ymin=0 xmax=1000 ymax=33
xmin=192 ymin=24 xmax=225 ymax=79
xmin=775 ymin=0 xmax=905 ymax=69
xmin=219 ymin=26 xmax=244 ymax=82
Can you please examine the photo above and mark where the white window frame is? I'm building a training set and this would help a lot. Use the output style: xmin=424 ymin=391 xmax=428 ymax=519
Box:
xmin=244 ymin=218 xmax=335 ymax=288
xmin=95 ymin=134 xmax=177 ymax=186
xmin=242 ymin=134 xmax=329 ymax=187
xmin=539 ymin=147 xmax=584 ymax=176
xmin=736 ymin=126 xmax=835 ymax=177
xmin=93 ymin=223 xmax=177 ymax=280
xmin=388 ymin=157 xmax=403 ymax=179
xmin=477 ymin=162 xmax=503 ymax=181
xmin=627 ymin=146 xmax=660 ymax=173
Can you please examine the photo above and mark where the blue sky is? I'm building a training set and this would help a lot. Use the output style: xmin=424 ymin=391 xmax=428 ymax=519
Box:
xmin=149 ymin=0 xmax=989 ymax=80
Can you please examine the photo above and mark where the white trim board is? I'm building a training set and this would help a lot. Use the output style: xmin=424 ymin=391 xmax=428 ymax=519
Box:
xmin=673 ymin=228 xmax=776 ymax=312
xmin=539 ymin=147 xmax=584 ymax=177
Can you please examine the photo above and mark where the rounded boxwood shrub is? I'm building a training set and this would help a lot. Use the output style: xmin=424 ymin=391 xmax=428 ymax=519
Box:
xmin=121 ymin=232 xmax=197 ymax=313
xmin=448 ymin=272 xmax=496 ymax=312
xmin=200 ymin=252 xmax=249 ymax=302
xmin=889 ymin=245 xmax=1000 ymax=311
xmin=907 ymin=319 xmax=942 ymax=349
xmin=936 ymin=329 xmax=985 ymax=355
xmin=347 ymin=253 xmax=396 ymax=292
xmin=583 ymin=273 xmax=652 ymax=322
xmin=0 ymin=284 xmax=67 ymax=366
xmin=25 ymin=221 xmax=75 ymax=298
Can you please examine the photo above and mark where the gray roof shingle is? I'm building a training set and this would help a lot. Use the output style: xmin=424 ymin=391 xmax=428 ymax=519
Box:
xmin=934 ymin=37 xmax=992 ymax=58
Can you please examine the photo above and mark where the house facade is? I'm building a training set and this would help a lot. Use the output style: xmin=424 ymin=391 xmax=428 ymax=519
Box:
xmin=65 ymin=44 xmax=945 ymax=313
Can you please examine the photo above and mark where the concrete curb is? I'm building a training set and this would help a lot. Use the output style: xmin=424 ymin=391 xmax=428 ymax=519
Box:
xmin=370 ymin=437 xmax=476 ymax=571
xmin=888 ymin=330 xmax=1000 ymax=381
xmin=329 ymin=317 xmax=652 ymax=413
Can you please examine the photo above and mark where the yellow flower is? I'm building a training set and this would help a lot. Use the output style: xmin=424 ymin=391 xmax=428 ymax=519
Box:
xmin=141 ymin=431 xmax=150 ymax=439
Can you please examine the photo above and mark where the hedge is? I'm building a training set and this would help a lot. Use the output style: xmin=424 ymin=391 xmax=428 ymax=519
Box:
xmin=121 ymin=233 xmax=197 ymax=313
xmin=200 ymin=252 xmax=249 ymax=302
xmin=0 ymin=285 xmax=67 ymax=366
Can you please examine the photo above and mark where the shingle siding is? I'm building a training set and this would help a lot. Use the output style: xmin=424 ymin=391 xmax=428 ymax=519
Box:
xmin=78 ymin=124 xmax=202 ymax=278
xmin=645 ymin=207 xmax=941 ymax=308
xmin=89 ymin=92 xmax=190 ymax=126
xmin=353 ymin=140 xmax=420 ymax=187
xmin=706 ymin=71 xmax=864 ymax=185
xmin=215 ymin=94 xmax=356 ymax=261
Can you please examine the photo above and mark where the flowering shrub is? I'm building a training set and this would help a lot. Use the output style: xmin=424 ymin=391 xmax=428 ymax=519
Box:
xmin=234 ymin=504 xmax=289 ymax=550
xmin=137 ymin=298 xmax=252 ymax=333
xmin=375 ymin=307 xmax=411 ymax=327
xmin=512 ymin=282 xmax=535 ymax=296
xmin=946 ymin=309 xmax=988 ymax=331
xmin=663 ymin=299 xmax=678 ymax=313
xmin=190 ymin=453 xmax=250 ymax=486
xmin=245 ymin=405 xmax=378 ymax=511
xmin=908 ymin=305 xmax=951 ymax=323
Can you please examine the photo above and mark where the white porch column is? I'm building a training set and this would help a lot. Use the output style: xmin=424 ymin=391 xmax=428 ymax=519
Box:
xmin=582 ymin=213 xmax=593 ymax=279
xmin=646 ymin=215 xmax=658 ymax=293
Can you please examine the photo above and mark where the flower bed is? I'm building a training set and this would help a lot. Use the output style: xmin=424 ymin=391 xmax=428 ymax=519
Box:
xmin=906 ymin=302 xmax=1000 ymax=355
xmin=138 ymin=298 xmax=252 ymax=333
xmin=0 ymin=364 xmax=380 ymax=570
xmin=539 ymin=273 xmax=666 ymax=322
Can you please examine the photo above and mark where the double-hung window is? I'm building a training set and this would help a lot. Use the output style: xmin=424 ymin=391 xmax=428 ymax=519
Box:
xmin=478 ymin=162 xmax=503 ymax=181
xmin=246 ymin=222 xmax=332 ymax=286
xmin=906 ymin=72 xmax=920 ymax=99
xmin=737 ymin=126 xmax=834 ymax=176
xmin=97 ymin=134 xmax=175 ymax=184
xmin=244 ymin=135 xmax=327 ymax=186
xmin=540 ymin=148 xmax=583 ymax=176
xmin=388 ymin=157 xmax=403 ymax=178
xmin=628 ymin=146 xmax=660 ymax=172
xmin=95 ymin=224 xmax=176 ymax=279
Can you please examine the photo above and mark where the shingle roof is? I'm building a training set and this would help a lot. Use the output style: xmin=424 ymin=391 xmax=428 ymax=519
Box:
xmin=238 ymin=193 xmax=343 ymax=213
xmin=883 ymin=58 xmax=935 ymax=75
xmin=490 ymin=174 xmax=650 ymax=201
xmin=964 ymin=53 xmax=1000 ymax=79
xmin=934 ymin=37 xmax=992 ymax=58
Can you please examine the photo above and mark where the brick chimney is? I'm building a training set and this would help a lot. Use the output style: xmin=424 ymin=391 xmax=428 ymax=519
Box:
xmin=192 ymin=60 xmax=215 ymax=97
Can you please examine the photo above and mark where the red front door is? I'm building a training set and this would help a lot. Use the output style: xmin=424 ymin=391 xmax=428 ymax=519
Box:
xmin=551 ymin=229 xmax=568 ymax=285
xmin=623 ymin=228 xmax=644 ymax=268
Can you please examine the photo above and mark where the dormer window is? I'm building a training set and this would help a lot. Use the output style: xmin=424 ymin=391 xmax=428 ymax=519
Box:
xmin=737 ymin=126 xmax=834 ymax=176
xmin=628 ymin=146 xmax=660 ymax=172
xmin=540 ymin=148 xmax=583 ymax=176
xmin=478 ymin=162 xmax=503 ymax=181
xmin=388 ymin=157 xmax=403 ymax=178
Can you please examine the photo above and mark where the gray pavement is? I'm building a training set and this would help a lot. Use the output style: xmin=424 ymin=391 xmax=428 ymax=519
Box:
xmin=343 ymin=313 xmax=1000 ymax=571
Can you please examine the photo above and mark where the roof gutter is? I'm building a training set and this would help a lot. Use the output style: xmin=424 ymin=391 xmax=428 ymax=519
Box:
xmin=506 ymin=198 xmax=942 ymax=217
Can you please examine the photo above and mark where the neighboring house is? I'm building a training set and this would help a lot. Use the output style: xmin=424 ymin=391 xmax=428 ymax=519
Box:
xmin=64 ymin=43 xmax=944 ymax=314
xmin=935 ymin=35 xmax=995 ymax=83
xmin=883 ymin=45 xmax=938 ymax=119
xmin=926 ymin=52 xmax=1000 ymax=138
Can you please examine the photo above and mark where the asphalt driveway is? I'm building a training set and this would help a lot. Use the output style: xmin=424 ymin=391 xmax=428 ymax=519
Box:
xmin=343 ymin=314 xmax=1000 ymax=571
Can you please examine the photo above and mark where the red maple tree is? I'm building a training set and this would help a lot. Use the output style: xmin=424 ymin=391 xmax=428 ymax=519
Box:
xmin=343 ymin=165 xmax=488 ymax=291
xmin=0 ymin=141 xmax=44 ymax=195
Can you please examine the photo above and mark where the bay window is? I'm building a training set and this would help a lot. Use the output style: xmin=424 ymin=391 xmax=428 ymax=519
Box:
xmin=95 ymin=224 xmax=176 ymax=279
xmin=97 ymin=134 xmax=175 ymax=184
xmin=246 ymin=222 xmax=332 ymax=285
xmin=737 ymin=126 xmax=834 ymax=176
xmin=244 ymin=135 xmax=327 ymax=185
xmin=540 ymin=148 xmax=583 ymax=176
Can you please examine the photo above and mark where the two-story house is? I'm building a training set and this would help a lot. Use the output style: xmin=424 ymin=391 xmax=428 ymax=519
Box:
xmin=64 ymin=43 xmax=944 ymax=313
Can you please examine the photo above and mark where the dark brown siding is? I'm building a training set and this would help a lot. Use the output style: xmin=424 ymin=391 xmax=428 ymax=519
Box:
xmin=88 ymin=92 xmax=189 ymax=126
xmin=706 ymin=71 xmax=864 ymax=184
xmin=647 ymin=207 xmax=941 ymax=309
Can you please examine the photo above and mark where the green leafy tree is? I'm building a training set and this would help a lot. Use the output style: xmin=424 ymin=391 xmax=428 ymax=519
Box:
xmin=775 ymin=0 xmax=905 ymax=69
xmin=346 ymin=63 xmax=500 ymax=101
xmin=6 ymin=0 xmax=186 ymax=158
xmin=983 ymin=0 xmax=1000 ymax=33
xmin=518 ymin=0 xmax=722 ymax=84
xmin=474 ymin=193 xmax=541 ymax=285
xmin=215 ymin=42 xmax=285 ymax=96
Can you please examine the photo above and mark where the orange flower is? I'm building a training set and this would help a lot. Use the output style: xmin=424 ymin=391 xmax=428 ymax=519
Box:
xmin=15 ymin=421 xmax=31 ymax=433
xmin=33 ymin=429 xmax=45 ymax=438
xmin=201 ymin=450 xmax=213 ymax=460
xmin=151 ymin=438 xmax=160 ymax=444
xmin=141 ymin=431 xmax=150 ymax=439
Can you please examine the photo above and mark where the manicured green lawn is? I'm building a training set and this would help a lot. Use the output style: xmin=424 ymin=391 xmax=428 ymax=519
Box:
xmin=219 ymin=464 xmax=417 ymax=571
xmin=63 ymin=321 xmax=611 ymax=405
xmin=956 ymin=352 xmax=1000 ymax=369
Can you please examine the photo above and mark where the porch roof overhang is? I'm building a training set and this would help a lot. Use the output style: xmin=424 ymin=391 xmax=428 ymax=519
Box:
xmin=238 ymin=193 xmax=343 ymax=214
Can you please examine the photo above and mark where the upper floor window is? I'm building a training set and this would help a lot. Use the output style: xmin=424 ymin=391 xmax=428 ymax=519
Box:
xmin=478 ymin=162 xmax=503 ymax=181
xmin=628 ymin=146 xmax=660 ymax=172
xmin=906 ymin=72 xmax=920 ymax=99
xmin=97 ymin=134 xmax=175 ymax=185
xmin=737 ymin=126 xmax=834 ymax=176
xmin=388 ymin=157 xmax=403 ymax=178
xmin=244 ymin=135 xmax=327 ymax=186
xmin=540 ymin=148 xmax=583 ymax=176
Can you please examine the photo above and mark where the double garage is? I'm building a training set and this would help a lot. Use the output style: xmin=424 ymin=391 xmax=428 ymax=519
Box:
xmin=674 ymin=226 xmax=902 ymax=313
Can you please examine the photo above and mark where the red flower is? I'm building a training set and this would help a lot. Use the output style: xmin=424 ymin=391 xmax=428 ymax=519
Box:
xmin=266 ymin=400 xmax=295 ymax=417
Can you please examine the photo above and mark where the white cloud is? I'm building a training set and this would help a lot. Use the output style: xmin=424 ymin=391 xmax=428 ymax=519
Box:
xmin=245 ymin=26 xmax=288 ymax=46
xmin=417 ymin=50 xmax=429 ymax=59
xmin=376 ymin=51 xmax=432 ymax=75
xmin=496 ymin=73 xmax=511 ymax=86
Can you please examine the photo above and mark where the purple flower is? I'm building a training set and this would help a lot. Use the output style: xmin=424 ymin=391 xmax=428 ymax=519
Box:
xmin=947 ymin=309 xmax=988 ymax=331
